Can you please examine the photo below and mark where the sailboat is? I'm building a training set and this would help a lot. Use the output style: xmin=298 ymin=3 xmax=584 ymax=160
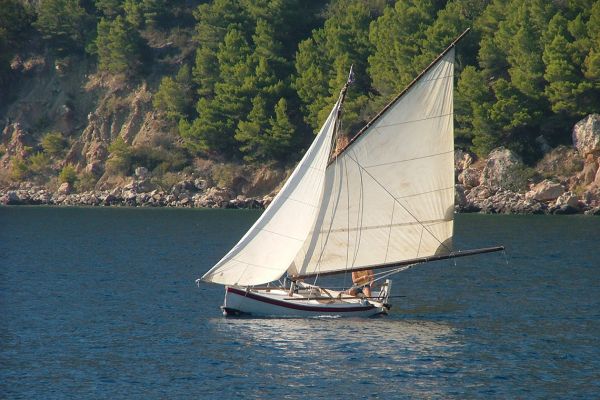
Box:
xmin=198 ymin=29 xmax=503 ymax=317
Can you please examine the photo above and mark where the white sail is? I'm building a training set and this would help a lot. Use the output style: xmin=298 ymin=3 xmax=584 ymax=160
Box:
xmin=290 ymin=48 xmax=455 ymax=277
xmin=201 ymin=99 xmax=341 ymax=286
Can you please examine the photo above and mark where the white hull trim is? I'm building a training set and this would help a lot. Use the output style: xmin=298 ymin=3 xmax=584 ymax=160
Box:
xmin=222 ymin=284 xmax=390 ymax=318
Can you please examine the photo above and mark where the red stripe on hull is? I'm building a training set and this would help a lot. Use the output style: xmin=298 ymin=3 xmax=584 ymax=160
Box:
xmin=227 ymin=287 xmax=376 ymax=313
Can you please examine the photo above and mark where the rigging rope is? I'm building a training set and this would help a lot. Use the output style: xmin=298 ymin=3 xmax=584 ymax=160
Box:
xmin=345 ymin=151 xmax=452 ymax=254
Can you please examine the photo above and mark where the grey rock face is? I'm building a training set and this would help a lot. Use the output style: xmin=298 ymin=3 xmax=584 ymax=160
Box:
xmin=481 ymin=147 xmax=524 ymax=191
xmin=526 ymin=180 xmax=565 ymax=202
xmin=572 ymin=114 xmax=600 ymax=156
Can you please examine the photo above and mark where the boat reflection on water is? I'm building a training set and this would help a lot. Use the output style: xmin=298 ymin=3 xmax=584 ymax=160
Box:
xmin=205 ymin=316 xmax=462 ymax=397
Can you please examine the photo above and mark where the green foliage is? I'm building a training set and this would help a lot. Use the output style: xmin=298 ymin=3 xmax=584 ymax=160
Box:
xmin=184 ymin=0 xmax=316 ymax=161
xmin=294 ymin=32 xmax=331 ymax=129
xmin=34 ymin=0 xmax=91 ymax=55
xmin=191 ymin=0 xmax=249 ymax=98
xmin=16 ymin=0 xmax=600 ymax=167
xmin=41 ymin=131 xmax=67 ymax=157
xmin=95 ymin=16 xmax=142 ymax=75
xmin=234 ymin=96 xmax=298 ymax=163
xmin=266 ymin=98 xmax=297 ymax=160
xmin=368 ymin=0 xmax=440 ymax=98
xmin=211 ymin=163 xmax=243 ymax=188
xmin=190 ymin=28 xmax=253 ymax=155
xmin=177 ymin=0 xmax=600 ymax=164
xmin=124 ymin=0 xmax=166 ymax=29
xmin=0 ymin=0 xmax=34 ymax=84
xmin=10 ymin=157 xmax=30 ymax=181
xmin=501 ymin=164 xmax=539 ymax=192
xmin=295 ymin=0 xmax=375 ymax=132
xmin=456 ymin=0 xmax=600 ymax=160
xmin=105 ymin=136 xmax=188 ymax=176
xmin=59 ymin=164 xmax=78 ymax=185
xmin=153 ymin=64 xmax=193 ymax=119
xmin=75 ymin=171 xmax=98 ymax=192
xmin=456 ymin=66 xmax=494 ymax=154
xmin=28 ymin=152 xmax=53 ymax=177
xmin=123 ymin=0 xmax=142 ymax=27
xmin=95 ymin=0 xmax=123 ymax=18
xmin=130 ymin=145 xmax=189 ymax=175
xmin=235 ymin=95 xmax=270 ymax=162
xmin=8 ymin=151 xmax=54 ymax=183
xmin=106 ymin=136 xmax=133 ymax=175
xmin=505 ymin=3 xmax=547 ymax=101
xmin=150 ymin=171 xmax=180 ymax=191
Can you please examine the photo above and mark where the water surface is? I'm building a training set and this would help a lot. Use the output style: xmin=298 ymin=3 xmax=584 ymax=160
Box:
xmin=1 ymin=208 xmax=599 ymax=399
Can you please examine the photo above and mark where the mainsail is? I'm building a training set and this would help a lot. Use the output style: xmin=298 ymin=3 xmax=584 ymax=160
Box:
xmin=290 ymin=48 xmax=456 ymax=278
xmin=201 ymin=98 xmax=342 ymax=286
xmin=202 ymin=37 xmax=463 ymax=287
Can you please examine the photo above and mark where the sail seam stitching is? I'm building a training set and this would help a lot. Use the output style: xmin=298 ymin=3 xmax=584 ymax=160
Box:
xmin=282 ymin=196 xmax=318 ymax=209
xmin=229 ymin=258 xmax=285 ymax=271
xmin=421 ymin=73 xmax=454 ymax=83
xmin=396 ymin=186 xmax=454 ymax=200
xmin=345 ymin=153 xmax=452 ymax=253
xmin=364 ymin=149 xmax=454 ymax=168
xmin=260 ymin=228 xmax=304 ymax=241
xmin=374 ymin=112 xmax=453 ymax=130
xmin=315 ymin=218 xmax=449 ymax=234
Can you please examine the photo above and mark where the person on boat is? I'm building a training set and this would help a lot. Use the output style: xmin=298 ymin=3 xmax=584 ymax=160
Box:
xmin=348 ymin=269 xmax=374 ymax=298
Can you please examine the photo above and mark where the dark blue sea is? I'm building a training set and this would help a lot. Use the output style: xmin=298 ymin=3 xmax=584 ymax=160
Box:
xmin=1 ymin=207 xmax=599 ymax=399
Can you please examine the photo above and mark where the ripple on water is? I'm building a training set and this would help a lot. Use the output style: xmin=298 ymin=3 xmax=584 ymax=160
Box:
xmin=1 ymin=209 xmax=599 ymax=399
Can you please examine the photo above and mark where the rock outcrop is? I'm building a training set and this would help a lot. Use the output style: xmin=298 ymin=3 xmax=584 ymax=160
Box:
xmin=536 ymin=145 xmax=583 ymax=180
xmin=0 ymin=181 xmax=266 ymax=209
xmin=1 ymin=60 xmax=600 ymax=218
xmin=525 ymin=180 xmax=565 ymax=202
xmin=0 ymin=123 xmax=35 ymax=168
xmin=481 ymin=147 xmax=524 ymax=191
xmin=458 ymin=166 xmax=481 ymax=189
xmin=572 ymin=114 xmax=600 ymax=157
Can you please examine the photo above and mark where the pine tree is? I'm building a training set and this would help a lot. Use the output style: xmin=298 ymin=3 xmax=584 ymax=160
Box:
xmin=193 ymin=47 xmax=219 ymax=98
xmin=0 ymin=0 xmax=34 ymax=84
xmin=95 ymin=15 xmax=142 ymax=75
xmin=34 ymin=0 xmax=90 ymax=54
xmin=294 ymin=32 xmax=331 ymax=129
xmin=489 ymin=78 xmax=542 ymax=160
xmin=153 ymin=64 xmax=193 ymax=119
xmin=266 ymin=98 xmax=296 ymax=160
xmin=583 ymin=1 xmax=600 ymax=81
xmin=235 ymin=95 xmax=270 ymax=162
xmin=184 ymin=28 xmax=253 ymax=156
xmin=542 ymin=14 xmax=581 ymax=115
xmin=95 ymin=0 xmax=122 ymax=18
xmin=505 ymin=4 xmax=547 ymax=101
xmin=415 ymin=0 xmax=485 ymax=71
xmin=124 ymin=0 xmax=166 ymax=29
xmin=295 ymin=0 xmax=375 ymax=132
xmin=368 ymin=0 xmax=439 ymax=97
xmin=192 ymin=0 xmax=249 ymax=98
xmin=124 ymin=0 xmax=143 ymax=28
xmin=476 ymin=0 xmax=510 ymax=77
xmin=456 ymin=66 xmax=495 ymax=154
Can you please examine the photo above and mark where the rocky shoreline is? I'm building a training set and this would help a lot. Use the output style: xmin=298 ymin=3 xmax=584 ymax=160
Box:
xmin=3 ymin=114 xmax=600 ymax=215
xmin=0 ymin=180 xmax=269 ymax=209
xmin=2 ymin=182 xmax=600 ymax=215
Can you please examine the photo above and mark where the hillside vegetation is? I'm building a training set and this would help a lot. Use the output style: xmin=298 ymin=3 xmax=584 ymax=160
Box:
xmin=1 ymin=0 xmax=599 ymax=190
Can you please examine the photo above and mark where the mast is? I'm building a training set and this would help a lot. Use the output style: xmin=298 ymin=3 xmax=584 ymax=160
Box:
xmin=292 ymin=246 xmax=505 ymax=280
xmin=329 ymin=65 xmax=354 ymax=161
xmin=329 ymin=28 xmax=470 ymax=166
xmin=290 ymin=28 xmax=502 ymax=282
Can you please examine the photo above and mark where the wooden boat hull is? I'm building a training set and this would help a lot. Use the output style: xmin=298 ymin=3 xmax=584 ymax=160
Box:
xmin=222 ymin=285 xmax=389 ymax=318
